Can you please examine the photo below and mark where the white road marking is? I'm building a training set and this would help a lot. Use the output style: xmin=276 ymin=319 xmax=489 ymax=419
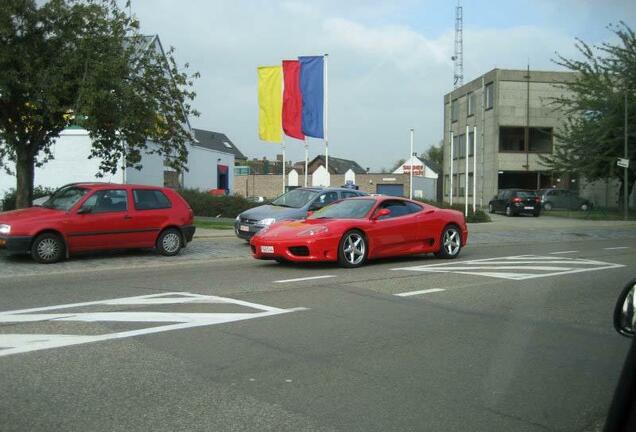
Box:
xmin=391 ymin=255 xmax=625 ymax=281
xmin=395 ymin=288 xmax=446 ymax=297
xmin=604 ymin=247 xmax=630 ymax=250
xmin=274 ymin=275 xmax=336 ymax=283
xmin=0 ymin=292 xmax=306 ymax=358
xmin=549 ymin=250 xmax=578 ymax=255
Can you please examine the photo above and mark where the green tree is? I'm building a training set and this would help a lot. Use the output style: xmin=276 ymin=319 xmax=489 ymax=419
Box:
xmin=422 ymin=141 xmax=443 ymax=169
xmin=0 ymin=0 xmax=199 ymax=208
xmin=390 ymin=158 xmax=406 ymax=172
xmin=542 ymin=22 xmax=635 ymax=207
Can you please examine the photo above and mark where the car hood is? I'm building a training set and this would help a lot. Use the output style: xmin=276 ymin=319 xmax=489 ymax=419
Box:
xmin=239 ymin=205 xmax=306 ymax=222
xmin=0 ymin=207 xmax=65 ymax=224
xmin=255 ymin=218 xmax=350 ymax=239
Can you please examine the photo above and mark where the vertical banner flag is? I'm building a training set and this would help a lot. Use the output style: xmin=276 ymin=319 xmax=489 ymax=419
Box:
xmin=299 ymin=56 xmax=324 ymax=139
xmin=282 ymin=60 xmax=304 ymax=140
xmin=257 ymin=66 xmax=283 ymax=143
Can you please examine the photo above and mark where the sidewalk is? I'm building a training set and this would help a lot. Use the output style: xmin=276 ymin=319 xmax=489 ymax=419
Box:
xmin=194 ymin=228 xmax=236 ymax=239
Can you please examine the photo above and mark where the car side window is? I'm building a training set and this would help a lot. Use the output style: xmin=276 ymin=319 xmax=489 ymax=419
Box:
xmin=80 ymin=189 xmax=128 ymax=214
xmin=406 ymin=202 xmax=423 ymax=213
xmin=133 ymin=189 xmax=172 ymax=210
xmin=378 ymin=200 xmax=411 ymax=219
xmin=341 ymin=191 xmax=359 ymax=199
xmin=312 ymin=192 xmax=339 ymax=209
xmin=497 ymin=191 xmax=506 ymax=200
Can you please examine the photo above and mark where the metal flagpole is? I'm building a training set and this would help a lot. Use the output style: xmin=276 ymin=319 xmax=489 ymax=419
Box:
xmin=473 ymin=125 xmax=477 ymax=212
xmin=465 ymin=125 xmax=469 ymax=216
xmin=449 ymin=131 xmax=454 ymax=205
xmin=625 ymin=91 xmax=629 ymax=220
xmin=304 ymin=140 xmax=309 ymax=187
xmin=282 ymin=140 xmax=286 ymax=194
xmin=409 ymin=128 xmax=414 ymax=200
xmin=324 ymin=54 xmax=329 ymax=181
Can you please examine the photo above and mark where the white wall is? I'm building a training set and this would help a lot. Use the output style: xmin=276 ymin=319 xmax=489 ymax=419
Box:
xmin=182 ymin=144 xmax=234 ymax=192
xmin=0 ymin=129 xmax=125 ymax=197
xmin=125 ymin=141 xmax=165 ymax=187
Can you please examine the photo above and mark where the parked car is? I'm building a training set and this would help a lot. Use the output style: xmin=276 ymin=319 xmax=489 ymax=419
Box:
xmin=234 ymin=187 xmax=367 ymax=240
xmin=537 ymin=188 xmax=593 ymax=211
xmin=488 ymin=189 xmax=541 ymax=217
xmin=250 ymin=196 xmax=467 ymax=267
xmin=0 ymin=183 xmax=195 ymax=263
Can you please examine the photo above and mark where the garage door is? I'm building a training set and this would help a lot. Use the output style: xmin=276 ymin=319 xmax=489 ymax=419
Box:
xmin=376 ymin=184 xmax=404 ymax=197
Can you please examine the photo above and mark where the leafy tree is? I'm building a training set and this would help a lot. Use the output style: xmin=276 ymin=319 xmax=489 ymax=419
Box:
xmin=422 ymin=141 xmax=443 ymax=169
xmin=0 ymin=0 xmax=199 ymax=208
xmin=390 ymin=158 xmax=406 ymax=172
xmin=542 ymin=22 xmax=635 ymax=207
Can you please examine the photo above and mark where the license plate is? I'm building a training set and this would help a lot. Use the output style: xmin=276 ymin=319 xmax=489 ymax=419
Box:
xmin=524 ymin=206 xmax=534 ymax=210
xmin=239 ymin=225 xmax=249 ymax=232
xmin=260 ymin=245 xmax=274 ymax=254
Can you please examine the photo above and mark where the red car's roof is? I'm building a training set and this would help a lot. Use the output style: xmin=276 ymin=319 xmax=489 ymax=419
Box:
xmin=70 ymin=183 xmax=165 ymax=190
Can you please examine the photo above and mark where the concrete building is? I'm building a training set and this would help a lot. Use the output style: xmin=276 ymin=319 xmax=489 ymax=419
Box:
xmin=443 ymin=68 xmax=576 ymax=207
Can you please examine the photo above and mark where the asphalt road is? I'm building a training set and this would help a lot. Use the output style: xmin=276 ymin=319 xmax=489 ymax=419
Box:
xmin=1 ymin=233 xmax=635 ymax=431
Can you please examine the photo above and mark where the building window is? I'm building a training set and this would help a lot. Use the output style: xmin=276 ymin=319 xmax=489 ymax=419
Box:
xmin=468 ymin=131 xmax=475 ymax=156
xmin=499 ymin=126 xmax=554 ymax=153
xmin=453 ymin=135 xmax=466 ymax=159
xmin=467 ymin=92 xmax=475 ymax=116
xmin=451 ymin=99 xmax=459 ymax=122
xmin=444 ymin=175 xmax=450 ymax=196
xmin=457 ymin=173 xmax=465 ymax=196
xmin=468 ymin=173 xmax=474 ymax=196
xmin=485 ymin=82 xmax=494 ymax=110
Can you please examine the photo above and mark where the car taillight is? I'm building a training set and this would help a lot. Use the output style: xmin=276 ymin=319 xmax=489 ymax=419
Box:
xmin=535 ymin=197 xmax=540 ymax=203
xmin=512 ymin=197 xmax=522 ymax=203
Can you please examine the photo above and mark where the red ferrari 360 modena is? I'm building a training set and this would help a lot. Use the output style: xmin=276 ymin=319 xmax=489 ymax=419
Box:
xmin=250 ymin=196 xmax=468 ymax=267
xmin=0 ymin=183 xmax=195 ymax=263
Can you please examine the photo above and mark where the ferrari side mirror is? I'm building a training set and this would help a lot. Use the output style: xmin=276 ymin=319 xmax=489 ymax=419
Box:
xmin=372 ymin=208 xmax=391 ymax=220
xmin=614 ymin=279 xmax=636 ymax=338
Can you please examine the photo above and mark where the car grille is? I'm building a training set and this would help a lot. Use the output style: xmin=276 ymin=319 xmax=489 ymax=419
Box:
xmin=240 ymin=217 xmax=259 ymax=225
xmin=288 ymin=246 xmax=310 ymax=257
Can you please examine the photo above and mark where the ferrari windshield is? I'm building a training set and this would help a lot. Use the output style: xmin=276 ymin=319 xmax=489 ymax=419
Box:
xmin=271 ymin=189 xmax=320 ymax=208
xmin=308 ymin=199 xmax=375 ymax=219
xmin=41 ymin=186 xmax=89 ymax=211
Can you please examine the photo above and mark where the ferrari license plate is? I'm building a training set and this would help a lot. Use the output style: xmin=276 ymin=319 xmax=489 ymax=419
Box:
xmin=239 ymin=225 xmax=250 ymax=232
xmin=524 ymin=206 xmax=534 ymax=210
xmin=260 ymin=245 xmax=274 ymax=254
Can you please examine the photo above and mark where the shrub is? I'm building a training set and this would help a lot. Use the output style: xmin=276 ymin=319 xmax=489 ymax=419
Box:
xmin=415 ymin=198 xmax=491 ymax=223
xmin=177 ymin=188 xmax=259 ymax=218
xmin=1 ymin=186 xmax=57 ymax=211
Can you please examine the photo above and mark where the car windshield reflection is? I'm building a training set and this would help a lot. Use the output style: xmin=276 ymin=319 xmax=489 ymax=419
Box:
xmin=308 ymin=199 xmax=375 ymax=220
xmin=41 ymin=186 xmax=89 ymax=211
xmin=271 ymin=189 xmax=320 ymax=209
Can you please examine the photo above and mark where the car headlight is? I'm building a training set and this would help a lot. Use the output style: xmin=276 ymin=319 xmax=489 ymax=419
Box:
xmin=298 ymin=225 xmax=328 ymax=237
xmin=235 ymin=215 xmax=240 ymax=221
xmin=258 ymin=218 xmax=276 ymax=226
xmin=0 ymin=224 xmax=10 ymax=235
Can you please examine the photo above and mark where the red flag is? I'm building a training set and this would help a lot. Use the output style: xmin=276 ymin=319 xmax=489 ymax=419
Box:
xmin=282 ymin=60 xmax=305 ymax=140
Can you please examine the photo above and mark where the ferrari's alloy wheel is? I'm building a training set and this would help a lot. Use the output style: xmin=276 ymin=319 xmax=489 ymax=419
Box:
xmin=157 ymin=229 xmax=182 ymax=256
xmin=31 ymin=233 xmax=65 ymax=264
xmin=435 ymin=226 xmax=462 ymax=259
xmin=339 ymin=230 xmax=367 ymax=268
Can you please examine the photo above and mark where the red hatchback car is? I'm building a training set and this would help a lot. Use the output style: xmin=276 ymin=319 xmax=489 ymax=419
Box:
xmin=0 ymin=183 xmax=195 ymax=263
xmin=250 ymin=196 xmax=468 ymax=267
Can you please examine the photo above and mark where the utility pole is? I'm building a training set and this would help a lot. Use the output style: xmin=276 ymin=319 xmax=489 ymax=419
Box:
xmin=451 ymin=1 xmax=464 ymax=89
xmin=625 ymin=91 xmax=629 ymax=220
xmin=409 ymin=128 xmax=414 ymax=200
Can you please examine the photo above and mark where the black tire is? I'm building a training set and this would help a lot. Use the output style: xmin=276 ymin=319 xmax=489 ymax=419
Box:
xmin=434 ymin=225 xmax=462 ymax=259
xmin=488 ymin=203 xmax=495 ymax=214
xmin=156 ymin=228 xmax=183 ymax=256
xmin=338 ymin=230 xmax=368 ymax=268
xmin=533 ymin=211 xmax=540 ymax=217
xmin=31 ymin=232 xmax=65 ymax=264
xmin=505 ymin=205 xmax=513 ymax=217
xmin=543 ymin=202 xmax=553 ymax=211
xmin=580 ymin=203 xmax=590 ymax=211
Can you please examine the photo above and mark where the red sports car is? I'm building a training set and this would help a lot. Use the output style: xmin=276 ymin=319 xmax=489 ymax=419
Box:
xmin=0 ymin=183 xmax=195 ymax=263
xmin=250 ymin=196 xmax=468 ymax=267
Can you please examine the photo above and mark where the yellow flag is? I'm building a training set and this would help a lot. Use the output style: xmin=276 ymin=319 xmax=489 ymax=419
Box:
xmin=257 ymin=66 xmax=283 ymax=143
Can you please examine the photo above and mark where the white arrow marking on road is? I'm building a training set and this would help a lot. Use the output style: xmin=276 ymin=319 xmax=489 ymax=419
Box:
xmin=0 ymin=292 xmax=307 ymax=358
xmin=274 ymin=275 xmax=336 ymax=283
xmin=395 ymin=288 xmax=446 ymax=297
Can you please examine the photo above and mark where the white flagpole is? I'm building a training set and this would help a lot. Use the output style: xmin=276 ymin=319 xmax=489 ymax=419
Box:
xmin=323 ymin=53 xmax=329 ymax=181
xmin=304 ymin=140 xmax=308 ymax=187
xmin=473 ymin=126 xmax=477 ymax=212
xmin=409 ymin=128 xmax=414 ymax=200
xmin=465 ymin=125 xmax=469 ymax=216
xmin=449 ymin=131 xmax=454 ymax=205
xmin=282 ymin=140 xmax=286 ymax=194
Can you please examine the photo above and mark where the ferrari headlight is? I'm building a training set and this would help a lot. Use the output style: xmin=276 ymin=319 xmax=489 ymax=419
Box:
xmin=0 ymin=224 xmax=10 ymax=235
xmin=258 ymin=218 xmax=276 ymax=226
xmin=298 ymin=225 xmax=329 ymax=237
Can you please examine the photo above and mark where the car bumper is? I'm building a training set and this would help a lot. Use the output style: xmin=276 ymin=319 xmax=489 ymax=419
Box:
xmin=181 ymin=225 xmax=196 ymax=243
xmin=235 ymin=222 xmax=265 ymax=240
xmin=0 ymin=235 xmax=32 ymax=254
xmin=250 ymin=235 xmax=339 ymax=262
xmin=511 ymin=204 xmax=539 ymax=214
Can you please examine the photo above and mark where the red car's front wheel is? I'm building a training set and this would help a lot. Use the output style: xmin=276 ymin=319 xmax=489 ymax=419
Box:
xmin=435 ymin=225 xmax=462 ymax=259
xmin=338 ymin=230 xmax=368 ymax=268
xmin=31 ymin=232 xmax=65 ymax=264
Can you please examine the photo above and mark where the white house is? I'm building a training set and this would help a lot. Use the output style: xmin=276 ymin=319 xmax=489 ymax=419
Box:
xmin=393 ymin=156 xmax=439 ymax=179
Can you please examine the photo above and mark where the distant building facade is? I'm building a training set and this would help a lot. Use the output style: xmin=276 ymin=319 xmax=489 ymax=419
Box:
xmin=443 ymin=68 xmax=576 ymax=207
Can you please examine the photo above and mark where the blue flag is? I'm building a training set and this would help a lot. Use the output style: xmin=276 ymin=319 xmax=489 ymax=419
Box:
xmin=299 ymin=56 xmax=324 ymax=139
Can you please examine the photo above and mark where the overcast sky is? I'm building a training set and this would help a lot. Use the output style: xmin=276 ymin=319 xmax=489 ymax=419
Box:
xmin=129 ymin=0 xmax=636 ymax=171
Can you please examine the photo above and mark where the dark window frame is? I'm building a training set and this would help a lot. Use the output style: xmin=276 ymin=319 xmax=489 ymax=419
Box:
xmin=485 ymin=82 xmax=494 ymax=110
xmin=80 ymin=189 xmax=129 ymax=214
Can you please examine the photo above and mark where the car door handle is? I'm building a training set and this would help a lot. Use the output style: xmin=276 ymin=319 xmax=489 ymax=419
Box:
xmin=123 ymin=215 xmax=132 ymax=220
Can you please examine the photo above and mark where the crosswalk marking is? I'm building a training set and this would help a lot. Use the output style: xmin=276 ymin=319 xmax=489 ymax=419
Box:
xmin=392 ymin=255 xmax=625 ymax=280
xmin=0 ymin=292 xmax=306 ymax=358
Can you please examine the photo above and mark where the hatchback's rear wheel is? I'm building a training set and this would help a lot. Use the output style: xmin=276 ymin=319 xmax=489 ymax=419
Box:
xmin=435 ymin=225 xmax=462 ymax=259
xmin=543 ymin=202 xmax=553 ymax=211
xmin=488 ymin=203 xmax=495 ymax=214
xmin=505 ymin=205 xmax=513 ymax=217
xmin=338 ymin=230 xmax=368 ymax=268
xmin=580 ymin=203 xmax=589 ymax=211
xmin=31 ymin=233 xmax=65 ymax=264
xmin=157 ymin=229 xmax=183 ymax=256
